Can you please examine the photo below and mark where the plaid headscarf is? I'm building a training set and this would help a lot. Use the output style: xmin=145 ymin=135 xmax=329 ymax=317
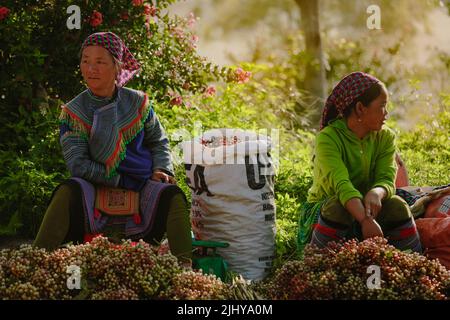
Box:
xmin=320 ymin=72 xmax=380 ymax=130
xmin=81 ymin=32 xmax=140 ymax=87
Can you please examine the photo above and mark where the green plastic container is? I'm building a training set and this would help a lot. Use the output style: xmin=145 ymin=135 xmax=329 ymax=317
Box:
xmin=192 ymin=239 xmax=229 ymax=281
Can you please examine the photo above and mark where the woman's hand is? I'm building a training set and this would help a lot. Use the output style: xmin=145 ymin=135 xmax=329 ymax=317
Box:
xmin=151 ymin=170 xmax=176 ymax=184
xmin=363 ymin=188 xmax=386 ymax=219
xmin=346 ymin=198 xmax=383 ymax=239
xmin=361 ymin=216 xmax=384 ymax=239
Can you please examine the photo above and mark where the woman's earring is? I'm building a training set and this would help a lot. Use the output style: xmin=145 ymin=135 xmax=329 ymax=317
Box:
xmin=357 ymin=118 xmax=362 ymax=122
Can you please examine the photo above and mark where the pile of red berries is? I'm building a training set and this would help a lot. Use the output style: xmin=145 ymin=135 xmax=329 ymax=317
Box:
xmin=0 ymin=237 xmax=230 ymax=300
xmin=266 ymin=237 xmax=449 ymax=300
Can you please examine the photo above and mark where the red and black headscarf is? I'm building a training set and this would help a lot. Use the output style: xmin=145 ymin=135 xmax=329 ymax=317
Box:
xmin=320 ymin=72 xmax=381 ymax=130
xmin=81 ymin=32 xmax=140 ymax=87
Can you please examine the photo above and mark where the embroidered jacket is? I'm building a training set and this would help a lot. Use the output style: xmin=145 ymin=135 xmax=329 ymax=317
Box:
xmin=59 ymin=87 xmax=173 ymax=191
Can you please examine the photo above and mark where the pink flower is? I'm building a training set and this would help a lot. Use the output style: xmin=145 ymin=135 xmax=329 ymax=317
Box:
xmin=171 ymin=27 xmax=185 ymax=40
xmin=89 ymin=10 xmax=103 ymax=27
xmin=132 ymin=0 xmax=144 ymax=6
xmin=234 ymin=67 xmax=252 ymax=84
xmin=204 ymin=85 xmax=216 ymax=97
xmin=187 ymin=12 xmax=197 ymax=28
xmin=0 ymin=7 xmax=10 ymax=21
xmin=144 ymin=4 xmax=157 ymax=16
xmin=121 ymin=11 xmax=130 ymax=21
xmin=172 ymin=56 xmax=180 ymax=65
xmin=189 ymin=35 xmax=199 ymax=49
xmin=154 ymin=49 xmax=163 ymax=57
xmin=145 ymin=19 xmax=152 ymax=39
xmin=170 ymin=95 xmax=183 ymax=106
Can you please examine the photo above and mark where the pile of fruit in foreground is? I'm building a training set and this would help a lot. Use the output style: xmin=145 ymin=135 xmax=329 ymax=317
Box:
xmin=0 ymin=236 xmax=448 ymax=299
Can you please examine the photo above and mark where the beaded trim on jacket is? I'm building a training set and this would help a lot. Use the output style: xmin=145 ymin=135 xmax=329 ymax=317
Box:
xmin=59 ymin=87 xmax=152 ymax=178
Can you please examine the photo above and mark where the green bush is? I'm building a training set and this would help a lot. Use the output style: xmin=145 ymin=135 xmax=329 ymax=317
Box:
xmin=396 ymin=97 xmax=450 ymax=187
xmin=0 ymin=0 xmax=235 ymax=236
xmin=0 ymin=0 xmax=231 ymax=105
xmin=0 ymin=99 xmax=67 ymax=237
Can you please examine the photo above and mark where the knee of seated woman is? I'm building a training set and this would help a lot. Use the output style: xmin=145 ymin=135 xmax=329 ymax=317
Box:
xmin=168 ymin=192 xmax=188 ymax=212
xmin=380 ymin=195 xmax=412 ymax=220
xmin=55 ymin=181 xmax=82 ymax=200
xmin=51 ymin=184 xmax=75 ymax=203
xmin=321 ymin=196 xmax=354 ymax=227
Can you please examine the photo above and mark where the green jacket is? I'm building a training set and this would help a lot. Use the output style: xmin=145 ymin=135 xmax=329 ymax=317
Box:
xmin=307 ymin=118 xmax=396 ymax=206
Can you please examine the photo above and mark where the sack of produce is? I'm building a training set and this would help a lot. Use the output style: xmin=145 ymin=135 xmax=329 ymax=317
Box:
xmin=182 ymin=128 xmax=276 ymax=281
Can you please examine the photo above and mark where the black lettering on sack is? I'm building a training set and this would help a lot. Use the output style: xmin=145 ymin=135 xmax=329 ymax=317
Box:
xmin=258 ymin=255 xmax=275 ymax=262
xmin=188 ymin=165 xmax=214 ymax=196
xmin=191 ymin=209 xmax=202 ymax=218
xmin=245 ymin=154 xmax=269 ymax=190
xmin=261 ymin=191 xmax=274 ymax=200
xmin=184 ymin=164 xmax=193 ymax=190
xmin=263 ymin=203 xmax=274 ymax=211
xmin=264 ymin=214 xmax=274 ymax=221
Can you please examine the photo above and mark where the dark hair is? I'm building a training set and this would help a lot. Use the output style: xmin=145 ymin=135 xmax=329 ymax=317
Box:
xmin=323 ymin=82 xmax=386 ymax=126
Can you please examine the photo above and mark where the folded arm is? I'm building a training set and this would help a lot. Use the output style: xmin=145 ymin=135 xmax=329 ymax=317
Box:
xmin=60 ymin=123 xmax=120 ymax=187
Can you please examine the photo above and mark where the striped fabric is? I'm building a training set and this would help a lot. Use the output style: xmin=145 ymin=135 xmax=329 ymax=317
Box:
xmin=310 ymin=215 xmax=349 ymax=249
xmin=438 ymin=197 xmax=450 ymax=215
xmin=395 ymin=188 xmax=422 ymax=206
xmin=297 ymin=200 xmax=325 ymax=256
xmin=384 ymin=218 xmax=422 ymax=253
xmin=61 ymin=132 xmax=119 ymax=186
xmin=320 ymin=72 xmax=380 ymax=130
xmin=69 ymin=177 xmax=174 ymax=238
xmin=60 ymin=87 xmax=152 ymax=182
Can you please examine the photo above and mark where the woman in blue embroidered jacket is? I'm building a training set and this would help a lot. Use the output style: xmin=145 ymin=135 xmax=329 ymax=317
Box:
xmin=34 ymin=32 xmax=192 ymax=263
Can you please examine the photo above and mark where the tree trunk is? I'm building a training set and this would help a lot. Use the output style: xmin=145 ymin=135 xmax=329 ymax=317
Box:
xmin=295 ymin=0 xmax=326 ymax=128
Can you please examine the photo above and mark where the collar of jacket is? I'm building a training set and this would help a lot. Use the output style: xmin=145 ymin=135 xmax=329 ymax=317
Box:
xmin=86 ymin=86 xmax=120 ymax=108
xmin=327 ymin=118 xmax=374 ymax=143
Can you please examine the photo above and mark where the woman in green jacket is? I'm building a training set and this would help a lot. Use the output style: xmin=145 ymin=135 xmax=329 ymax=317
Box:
xmin=297 ymin=72 xmax=422 ymax=255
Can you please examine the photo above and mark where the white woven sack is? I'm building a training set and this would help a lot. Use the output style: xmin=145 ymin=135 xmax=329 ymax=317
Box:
xmin=182 ymin=129 xmax=276 ymax=281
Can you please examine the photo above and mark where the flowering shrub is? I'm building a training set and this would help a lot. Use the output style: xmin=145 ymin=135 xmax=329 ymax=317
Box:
xmin=89 ymin=10 xmax=103 ymax=28
xmin=233 ymin=67 xmax=252 ymax=84
xmin=0 ymin=0 xmax=251 ymax=237
xmin=0 ymin=0 xmax=234 ymax=108
xmin=0 ymin=6 xmax=10 ymax=20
